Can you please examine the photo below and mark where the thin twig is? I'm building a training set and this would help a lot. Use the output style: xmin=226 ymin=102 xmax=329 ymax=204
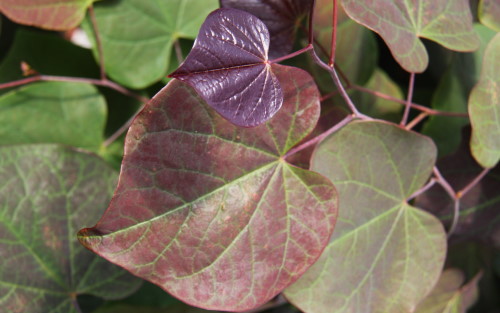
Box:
xmin=270 ymin=44 xmax=313 ymax=63
xmin=174 ymin=39 xmax=184 ymax=64
xmin=405 ymin=112 xmax=428 ymax=130
xmin=447 ymin=200 xmax=461 ymax=238
xmin=284 ymin=114 xmax=354 ymax=158
xmin=351 ymin=85 xmax=468 ymax=117
xmin=407 ymin=178 xmax=437 ymax=200
xmin=400 ymin=72 xmax=415 ymax=126
xmin=103 ymin=105 xmax=146 ymax=147
xmin=88 ymin=6 xmax=106 ymax=80
xmin=457 ymin=168 xmax=490 ymax=198
xmin=0 ymin=75 xmax=149 ymax=103
xmin=433 ymin=166 xmax=456 ymax=199
xmin=329 ymin=0 xmax=338 ymax=67
xmin=308 ymin=0 xmax=316 ymax=45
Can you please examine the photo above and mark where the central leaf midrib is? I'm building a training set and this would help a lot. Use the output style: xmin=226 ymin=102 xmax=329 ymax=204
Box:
xmin=89 ymin=161 xmax=280 ymax=238
xmin=171 ymin=62 xmax=265 ymax=77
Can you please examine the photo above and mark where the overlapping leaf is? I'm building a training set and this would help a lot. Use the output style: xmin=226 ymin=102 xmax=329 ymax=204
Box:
xmin=170 ymin=8 xmax=282 ymax=127
xmin=86 ymin=0 xmax=218 ymax=88
xmin=285 ymin=121 xmax=446 ymax=313
xmin=78 ymin=65 xmax=337 ymax=311
xmin=0 ymin=145 xmax=141 ymax=313
xmin=469 ymin=33 xmax=500 ymax=168
xmin=414 ymin=269 xmax=481 ymax=313
xmin=0 ymin=82 xmax=106 ymax=151
xmin=342 ymin=0 xmax=479 ymax=73
xmin=479 ymin=0 xmax=500 ymax=32
xmin=416 ymin=128 xmax=500 ymax=243
xmin=0 ymin=0 xmax=96 ymax=30
xmin=220 ymin=0 xmax=311 ymax=59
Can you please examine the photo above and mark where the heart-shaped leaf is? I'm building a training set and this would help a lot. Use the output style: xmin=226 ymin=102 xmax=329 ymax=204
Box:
xmin=0 ymin=0 xmax=96 ymax=31
xmin=169 ymin=8 xmax=283 ymax=127
xmin=0 ymin=144 xmax=142 ymax=313
xmin=414 ymin=269 xmax=481 ymax=313
xmin=85 ymin=0 xmax=218 ymax=89
xmin=0 ymin=82 xmax=106 ymax=151
xmin=220 ymin=0 xmax=311 ymax=59
xmin=78 ymin=65 xmax=337 ymax=311
xmin=479 ymin=0 xmax=500 ymax=32
xmin=341 ymin=0 xmax=479 ymax=73
xmin=469 ymin=32 xmax=500 ymax=168
xmin=285 ymin=121 xmax=447 ymax=313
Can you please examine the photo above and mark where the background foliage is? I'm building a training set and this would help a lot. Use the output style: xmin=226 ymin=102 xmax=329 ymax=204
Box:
xmin=0 ymin=0 xmax=499 ymax=313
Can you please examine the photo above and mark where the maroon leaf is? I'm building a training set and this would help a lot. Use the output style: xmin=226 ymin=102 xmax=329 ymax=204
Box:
xmin=169 ymin=8 xmax=283 ymax=127
xmin=78 ymin=65 xmax=337 ymax=311
xmin=220 ymin=0 xmax=311 ymax=59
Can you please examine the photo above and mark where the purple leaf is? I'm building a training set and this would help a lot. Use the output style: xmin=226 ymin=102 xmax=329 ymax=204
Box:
xmin=220 ymin=0 xmax=311 ymax=59
xmin=78 ymin=65 xmax=337 ymax=311
xmin=169 ymin=8 xmax=283 ymax=127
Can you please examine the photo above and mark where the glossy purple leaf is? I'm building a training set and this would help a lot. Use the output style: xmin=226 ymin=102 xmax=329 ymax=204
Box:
xmin=78 ymin=65 xmax=337 ymax=311
xmin=220 ymin=0 xmax=311 ymax=59
xmin=169 ymin=8 xmax=283 ymax=127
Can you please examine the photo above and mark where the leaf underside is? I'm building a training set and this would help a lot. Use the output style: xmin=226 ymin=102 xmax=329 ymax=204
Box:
xmin=78 ymin=65 xmax=338 ymax=311
xmin=0 ymin=0 xmax=94 ymax=30
xmin=170 ymin=8 xmax=283 ymax=127
xmin=0 ymin=145 xmax=141 ymax=313
xmin=285 ymin=121 xmax=447 ymax=313
xmin=341 ymin=0 xmax=479 ymax=72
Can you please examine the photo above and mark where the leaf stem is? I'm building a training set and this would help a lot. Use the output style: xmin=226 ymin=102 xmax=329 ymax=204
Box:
xmin=328 ymin=0 xmax=338 ymax=67
xmin=88 ymin=5 xmax=106 ymax=80
xmin=447 ymin=200 xmax=461 ymax=238
xmin=284 ymin=114 xmax=354 ymax=158
xmin=351 ymin=85 xmax=468 ymax=117
xmin=407 ymin=178 xmax=437 ymax=200
xmin=457 ymin=168 xmax=490 ymax=198
xmin=103 ymin=105 xmax=145 ymax=147
xmin=174 ymin=39 xmax=184 ymax=64
xmin=0 ymin=75 xmax=149 ymax=103
xmin=270 ymin=44 xmax=313 ymax=63
xmin=308 ymin=0 xmax=316 ymax=45
xmin=433 ymin=166 xmax=456 ymax=199
xmin=405 ymin=112 xmax=428 ymax=130
xmin=400 ymin=72 xmax=415 ymax=126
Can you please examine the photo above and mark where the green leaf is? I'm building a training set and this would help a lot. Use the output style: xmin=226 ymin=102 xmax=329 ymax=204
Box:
xmin=422 ymin=67 xmax=469 ymax=157
xmin=78 ymin=65 xmax=338 ymax=311
xmin=285 ymin=121 xmax=447 ymax=313
xmin=469 ymin=33 xmax=500 ymax=168
xmin=479 ymin=0 xmax=500 ymax=32
xmin=414 ymin=269 xmax=481 ymax=313
xmin=341 ymin=0 xmax=479 ymax=73
xmin=0 ymin=144 xmax=141 ymax=313
xmin=0 ymin=0 xmax=97 ymax=30
xmin=354 ymin=68 xmax=403 ymax=122
xmin=0 ymin=82 xmax=106 ymax=152
xmin=314 ymin=0 xmax=377 ymax=85
xmin=85 ymin=0 xmax=218 ymax=88
xmin=0 ymin=28 xmax=99 ymax=92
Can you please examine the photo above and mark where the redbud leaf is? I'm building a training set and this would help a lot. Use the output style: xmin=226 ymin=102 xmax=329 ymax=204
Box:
xmin=286 ymin=121 xmax=447 ymax=313
xmin=479 ymin=0 xmax=500 ymax=32
xmin=0 ymin=0 xmax=96 ymax=31
xmin=342 ymin=0 xmax=479 ymax=73
xmin=220 ymin=0 xmax=311 ymax=59
xmin=0 ymin=145 xmax=141 ymax=313
xmin=78 ymin=65 xmax=337 ymax=311
xmin=169 ymin=8 xmax=283 ymax=127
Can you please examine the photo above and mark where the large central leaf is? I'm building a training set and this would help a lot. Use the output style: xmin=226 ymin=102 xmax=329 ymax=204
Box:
xmin=78 ymin=65 xmax=337 ymax=311
xmin=342 ymin=0 xmax=479 ymax=72
xmin=285 ymin=121 xmax=447 ymax=313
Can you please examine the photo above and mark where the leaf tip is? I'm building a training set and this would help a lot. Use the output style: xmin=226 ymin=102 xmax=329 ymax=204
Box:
xmin=77 ymin=227 xmax=103 ymax=249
